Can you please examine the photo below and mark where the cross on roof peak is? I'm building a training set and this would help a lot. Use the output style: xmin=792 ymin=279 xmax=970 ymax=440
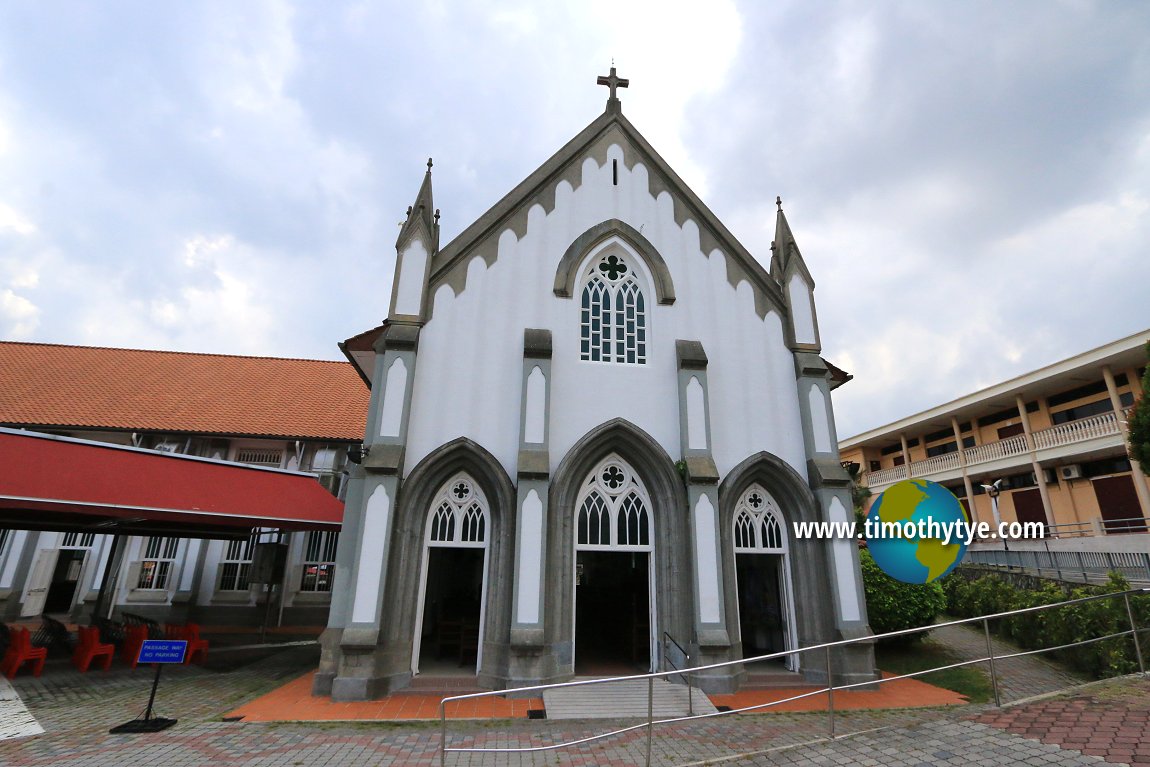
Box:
xmin=596 ymin=66 xmax=629 ymax=111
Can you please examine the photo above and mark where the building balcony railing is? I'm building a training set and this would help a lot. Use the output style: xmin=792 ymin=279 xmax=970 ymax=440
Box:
xmin=861 ymin=409 xmax=1129 ymax=489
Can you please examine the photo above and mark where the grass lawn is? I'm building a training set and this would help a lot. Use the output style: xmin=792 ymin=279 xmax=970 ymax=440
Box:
xmin=875 ymin=639 xmax=994 ymax=703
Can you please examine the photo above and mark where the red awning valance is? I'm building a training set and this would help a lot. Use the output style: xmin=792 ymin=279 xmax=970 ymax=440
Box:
xmin=0 ymin=429 xmax=344 ymax=538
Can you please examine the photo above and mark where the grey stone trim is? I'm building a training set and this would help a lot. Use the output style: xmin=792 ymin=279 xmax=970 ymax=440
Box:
xmin=523 ymin=328 xmax=552 ymax=359
xmin=718 ymin=452 xmax=876 ymax=686
xmin=683 ymin=456 xmax=719 ymax=484
xmin=387 ymin=229 xmax=435 ymax=324
xmin=517 ymin=450 xmax=549 ymax=480
xmin=675 ymin=340 xmax=708 ymax=369
xmin=547 ymin=419 xmax=694 ymax=683
xmin=793 ymin=352 xmax=827 ymax=378
xmin=425 ymin=114 xmax=785 ymax=320
xmin=553 ymin=219 xmax=676 ymax=305
xmin=808 ymin=457 xmax=851 ymax=487
xmin=374 ymin=324 xmax=420 ymax=353
xmin=362 ymin=444 xmax=404 ymax=475
xmin=510 ymin=476 xmax=549 ymax=650
xmin=331 ymin=438 xmax=518 ymax=698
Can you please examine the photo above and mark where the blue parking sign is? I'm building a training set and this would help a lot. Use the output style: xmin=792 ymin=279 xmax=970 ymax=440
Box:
xmin=137 ymin=639 xmax=187 ymax=664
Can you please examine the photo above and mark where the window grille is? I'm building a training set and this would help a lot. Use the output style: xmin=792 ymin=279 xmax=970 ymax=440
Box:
xmin=580 ymin=253 xmax=647 ymax=364
xmin=235 ymin=449 xmax=283 ymax=467
xmin=136 ymin=537 xmax=179 ymax=589
xmin=61 ymin=532 xmax=95 ymax=548
xmin=219 ymin=533 xmax=258 ymax=591
xmin=299 ymin=531 xmax=338 ymax=592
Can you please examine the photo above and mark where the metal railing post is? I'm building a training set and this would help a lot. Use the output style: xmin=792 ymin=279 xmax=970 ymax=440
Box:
xmin=646 ymin=675 xmax=654 ymax=767
xmin=439 ymin=700 xmax=447 ymax=767
xmin=687 ymin=655 xmax=693 ymax=717
xmin=1124 ymin=592 xmax=1146 ymax=676
xmin=825 ymin=645 xmax=835 ymax=739
xmin=983 ymin=618 xmax=1001 ymax=707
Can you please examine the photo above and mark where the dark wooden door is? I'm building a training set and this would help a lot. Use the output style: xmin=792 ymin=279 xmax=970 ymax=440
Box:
xmin=1094 ymin=475 xmax=1147 ymax=533
xmin=1010 ymin=488 xmax=1048 ymax=532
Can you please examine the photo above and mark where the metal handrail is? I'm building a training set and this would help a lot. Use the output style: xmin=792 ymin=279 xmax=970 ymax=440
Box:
xmin=437 ymin=586 xmax=1150 ymax=767
xmin=661 ymin=631 xmax=692 ymax=716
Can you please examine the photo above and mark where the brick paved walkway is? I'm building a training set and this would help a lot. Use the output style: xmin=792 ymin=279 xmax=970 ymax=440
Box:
xmin=0 ymin=642 xmax=1140 ymax=766
xmin=972 ymin=676 xmax=1150 ymax=764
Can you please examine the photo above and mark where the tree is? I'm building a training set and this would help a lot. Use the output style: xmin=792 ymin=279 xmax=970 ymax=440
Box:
xmin=1129 ymin=342 xmax=1150 ymax=476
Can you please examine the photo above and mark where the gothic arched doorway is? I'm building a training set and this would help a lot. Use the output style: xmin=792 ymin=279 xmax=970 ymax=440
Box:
xmin=572 ymin=455 xmax=656 ymax=674
xmin=410 ymin=473 xmax=491 ymax=676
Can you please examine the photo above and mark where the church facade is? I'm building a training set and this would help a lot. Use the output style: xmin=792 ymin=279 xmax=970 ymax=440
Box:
xmin=318 ymin=73 xmax=876 ymax=700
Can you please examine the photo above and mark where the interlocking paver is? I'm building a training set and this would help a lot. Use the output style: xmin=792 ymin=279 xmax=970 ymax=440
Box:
xmin=0 ymin=641 xmax=1140 ymax=766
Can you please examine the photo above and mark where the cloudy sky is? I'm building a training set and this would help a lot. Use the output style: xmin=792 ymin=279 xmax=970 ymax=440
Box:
xmin=1 ymin=1 xmax=1147 ymax=438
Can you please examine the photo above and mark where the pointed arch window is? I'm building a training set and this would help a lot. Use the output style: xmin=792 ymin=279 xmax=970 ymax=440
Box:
xmin=575 ymin=456 xmax=652 ymax=550
xmin=580 ymin=252 xmax=647 ymax=364
xmin=733 ymin=485 xmax=786 ymax=553
xmin=426 ymin=474 xmax=488 ymax=548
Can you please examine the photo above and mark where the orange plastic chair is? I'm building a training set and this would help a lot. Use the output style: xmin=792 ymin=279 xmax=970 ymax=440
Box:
xmin=72 ymin=626 xmax=115 ymax=672
xmin=122 ymin=624 xmax=149 ymax=669
xmin=2 ymin=627 xmax=48 ymax=678
xmin=166 ymin=622 xmax=209 ymax=665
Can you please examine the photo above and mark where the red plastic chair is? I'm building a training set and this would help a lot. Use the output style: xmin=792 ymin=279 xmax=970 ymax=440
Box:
xmin=72 ymin=626 xmax=115 ymax=672
xmin=164 ymin=623 xmax=209 ymax=665
xmin=122 ymin=624 xmax=148 ymax=669
xmin=2 ymin=627 xmax=48 ymax=678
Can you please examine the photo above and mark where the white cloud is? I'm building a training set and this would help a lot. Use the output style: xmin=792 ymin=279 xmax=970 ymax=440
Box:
xmin=0 ymin=289 xmax=38 ymax=338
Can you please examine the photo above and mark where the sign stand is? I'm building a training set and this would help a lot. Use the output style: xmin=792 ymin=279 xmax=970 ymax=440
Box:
xmin=109 ymin=639 xmax=187 ymax=734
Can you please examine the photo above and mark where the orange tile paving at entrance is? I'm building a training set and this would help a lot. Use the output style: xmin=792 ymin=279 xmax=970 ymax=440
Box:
xmin=226 ymin=670 xmax=965 ymax=722
xmin=711 ymin=672 xmax=968 ymax=713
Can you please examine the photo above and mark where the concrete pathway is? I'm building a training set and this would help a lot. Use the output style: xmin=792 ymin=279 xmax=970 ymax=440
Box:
xmin=929 ymin=622 xmax=1088 ymax=703
xmin=0 ymin=677 xmax=43 ymax=742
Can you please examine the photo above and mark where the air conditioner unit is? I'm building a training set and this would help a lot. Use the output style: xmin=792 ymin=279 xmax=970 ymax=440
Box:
xmin=1060 ymin=464 xmax=1083 ymax=480
xmin=1042 ymin=468 xmax=1059 ymax=485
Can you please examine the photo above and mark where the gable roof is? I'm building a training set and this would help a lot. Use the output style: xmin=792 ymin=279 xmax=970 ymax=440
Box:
xmin=428 ymin=107 xmax=786 ymax=317
xmin=0 ymin=342 xmax=369 ymax=440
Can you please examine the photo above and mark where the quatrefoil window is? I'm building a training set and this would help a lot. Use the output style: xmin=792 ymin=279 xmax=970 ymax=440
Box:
xmin=601 ymin=465 xmax=626 ymax=489
xmin=598 ymin=255 xmax=628 ymax=281
xmin=451 ymin=481 xmax=472 ymax=501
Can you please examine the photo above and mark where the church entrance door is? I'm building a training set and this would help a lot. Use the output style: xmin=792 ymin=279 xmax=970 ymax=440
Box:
xmin=574 ymin=550 xmax=651 ymax=674
xmin=732 ymin=485 xmax=798 ymax=671
xmin=410 ymin=474 xmax=490 ymax=677
xmin=572 ymin=456 xmax=657 ymax=675
xmin=735 ymin=553 xmax=787 ymax=662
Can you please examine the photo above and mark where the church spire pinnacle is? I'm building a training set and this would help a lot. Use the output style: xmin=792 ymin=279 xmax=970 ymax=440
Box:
xmin=597 ymin=66 xmax=629 ymax=114
xmin=770 ymin=195 xmax=808 ymax=284
xmin=396 ymin=157 xmax=439 ymax=252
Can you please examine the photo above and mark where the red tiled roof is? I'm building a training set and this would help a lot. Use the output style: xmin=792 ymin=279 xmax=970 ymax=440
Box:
xmin=0 ymin=342 xmax=369 ymax=440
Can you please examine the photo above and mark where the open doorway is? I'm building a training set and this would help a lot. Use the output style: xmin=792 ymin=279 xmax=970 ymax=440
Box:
xmin=410 ymin=473 xmax=490 ymax=678
xmin=44 ymin=549 xmax=87 ymax=615
xmin=417 ymin=547 xmax=485 ymax=674
xmin=574 ymin=550 xmax=651 ymax=675
xmin=735 ymin=553 xmax=787 ymax=662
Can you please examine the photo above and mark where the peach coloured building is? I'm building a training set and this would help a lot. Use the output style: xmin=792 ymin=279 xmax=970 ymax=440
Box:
xmin=839 ymin=330 xmax=1149 ymax=539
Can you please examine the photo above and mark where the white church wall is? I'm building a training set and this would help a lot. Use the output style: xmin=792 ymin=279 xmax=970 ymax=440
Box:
xmin=405 ymin=143 xmax=809 ymax=483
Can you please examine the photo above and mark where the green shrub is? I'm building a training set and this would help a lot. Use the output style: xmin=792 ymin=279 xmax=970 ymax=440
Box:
xmin=859 ymin=549 xmax=946 ymax=637
xmin=941 ymin=569 xmax=1150 ymax=678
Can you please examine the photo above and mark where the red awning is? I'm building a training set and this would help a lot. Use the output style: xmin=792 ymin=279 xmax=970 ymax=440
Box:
xmin=0 ymin=429 xmax=344 ymax=538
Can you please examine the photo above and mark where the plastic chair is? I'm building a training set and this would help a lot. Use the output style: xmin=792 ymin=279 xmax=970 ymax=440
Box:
xmin=2 ymin=627 xmax=48 ymax=678
xmin=72 ymin=626 xmax=115 ymax=672
xmin=121 ymin=624 xmax=149 ymax=669
xmin=163 ymin=623 xmax=209 ymax=664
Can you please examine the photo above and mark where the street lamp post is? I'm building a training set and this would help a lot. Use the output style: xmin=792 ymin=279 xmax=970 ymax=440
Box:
xmin=981 ymin=479 xmax=1008 ymax=552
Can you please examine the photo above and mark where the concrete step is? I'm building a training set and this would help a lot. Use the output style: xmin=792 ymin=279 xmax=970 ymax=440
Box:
xmin=543 ymin=677 xmax=717 ymax=720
